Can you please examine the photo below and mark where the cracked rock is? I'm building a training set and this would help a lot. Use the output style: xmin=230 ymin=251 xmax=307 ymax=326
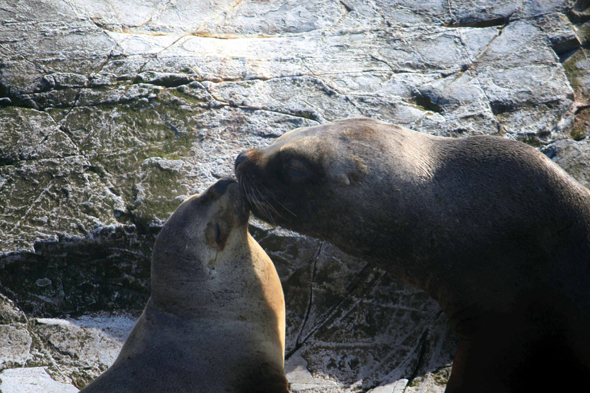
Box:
xmin=1 ymin=0 xmax=589 ymax=391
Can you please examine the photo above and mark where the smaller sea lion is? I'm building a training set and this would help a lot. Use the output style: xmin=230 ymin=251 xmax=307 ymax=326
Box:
xmin=81 ymin=179 xmax=288 ymax=393
xmin=234 ymin=118 xmax=590 ymax=393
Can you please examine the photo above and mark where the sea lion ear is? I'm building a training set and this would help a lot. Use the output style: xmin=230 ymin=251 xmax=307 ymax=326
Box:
xmin=337 ymin=173 xmax=351 ymax=186
xmin=329 ymin=161 xmax=353 ymax=186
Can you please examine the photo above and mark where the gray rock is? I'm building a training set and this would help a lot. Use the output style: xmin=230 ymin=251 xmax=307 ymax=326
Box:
xmin=0 ymin=293 xmax=138 ymax=390
xmin=546 ymin=138 xmax=590 ymax=188
xmin=1 ymin=0 xmax=589 ymax=391
xmin=0 ymin=325 xmax=32 ymax=367
xmin=0 ymin=295 xmax=32 ymax=368
xmin=0 ymin=367 xmax=79 ymax=393
xmin=32 ymin=316 xmax=129 ymax=388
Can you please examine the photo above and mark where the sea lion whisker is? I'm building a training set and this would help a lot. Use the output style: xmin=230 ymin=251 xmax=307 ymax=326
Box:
xmin=238 ymin=175 xmax=260 ymax=208
xmin=242 ymin=180 xmax=279 ymax=225
xmin=254 ymin=188 xmax=283 ymax=216
xmin=256 ymin=182 xmax=297 ymax=217
xmin=251 ymin=184 xmax=283 ymax=223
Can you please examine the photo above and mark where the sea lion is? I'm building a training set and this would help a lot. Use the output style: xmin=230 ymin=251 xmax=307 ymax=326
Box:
xmin=234 ymin=118 xmax=590 ymax=393
xmin=81 ymin=179 xmax=288 ymax=393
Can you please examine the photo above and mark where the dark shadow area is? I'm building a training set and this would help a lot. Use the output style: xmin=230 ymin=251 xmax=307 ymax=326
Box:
xmin=0 ymin=225 xmax=156 ymax=317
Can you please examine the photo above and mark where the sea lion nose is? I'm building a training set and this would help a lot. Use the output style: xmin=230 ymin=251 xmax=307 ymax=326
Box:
xmin=212 ymin=178 xmax=237 ymax=195
xmin=234 ymin=151 xmax=249 ymax=171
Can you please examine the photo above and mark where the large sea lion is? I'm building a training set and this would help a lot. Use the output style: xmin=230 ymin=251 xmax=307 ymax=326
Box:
xmin=81 ymin=179 xmax=288 ymax=393
xmin=234 ymin=118 xmax=590 ymax=393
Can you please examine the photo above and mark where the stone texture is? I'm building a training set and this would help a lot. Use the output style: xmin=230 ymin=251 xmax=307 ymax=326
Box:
xmin=0 ymin=367 xmax=79 ymax=393
xmin=32 ymin=317 xmax=130 ymax=388
xmin=546 ymin=138 xmax=590 ymax=188
xmin=1 ymin=0 xmax=589 ymax=392
xmin=0 ymin=292 xmax=138 ymax=389
xmin=0 ymin=295 xmax=32 ymax=369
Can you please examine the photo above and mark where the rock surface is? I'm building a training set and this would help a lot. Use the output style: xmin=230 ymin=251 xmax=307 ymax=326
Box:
xmin=1 ymin=0 xmax=589 ymax=392
xmin=0 ymin=368 xmax=79 ymax=393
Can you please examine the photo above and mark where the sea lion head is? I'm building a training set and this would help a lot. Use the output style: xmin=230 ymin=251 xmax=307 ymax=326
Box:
xmin=150 ymin=178 xmax=251 ymax=314
xmin=234 ymin=119 xmax=394 ymax=245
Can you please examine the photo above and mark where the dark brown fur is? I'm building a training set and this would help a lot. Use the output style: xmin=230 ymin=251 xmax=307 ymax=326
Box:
xmin=235 ymin=118 xmax=590 ymax=393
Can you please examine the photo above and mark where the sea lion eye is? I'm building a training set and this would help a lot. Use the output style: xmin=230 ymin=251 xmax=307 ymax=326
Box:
xmin=284 ymin=159 xmax=308 ymax=179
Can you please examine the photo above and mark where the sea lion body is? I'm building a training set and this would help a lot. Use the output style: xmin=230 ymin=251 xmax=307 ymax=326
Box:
xmin=234 ymin=118 xmax=590 ymax=392
xmin=82 ymin=179 xmax=288 ymax=393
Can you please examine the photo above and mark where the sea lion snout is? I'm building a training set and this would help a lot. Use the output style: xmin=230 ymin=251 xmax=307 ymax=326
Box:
xmin=202 ymin=177 xmax=239 ymax=201
xmin=235 ymin=151 xmax=250 ymax=171
xmin=235 ymin=149 xmax=267 ymax=175
xmin=212 ymin=178 xmax=237 ymax=194
xmin=196 ymin=178 xmax=245 ymax=214
xmin=201 ymin=178 xmax=250 ymax=228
